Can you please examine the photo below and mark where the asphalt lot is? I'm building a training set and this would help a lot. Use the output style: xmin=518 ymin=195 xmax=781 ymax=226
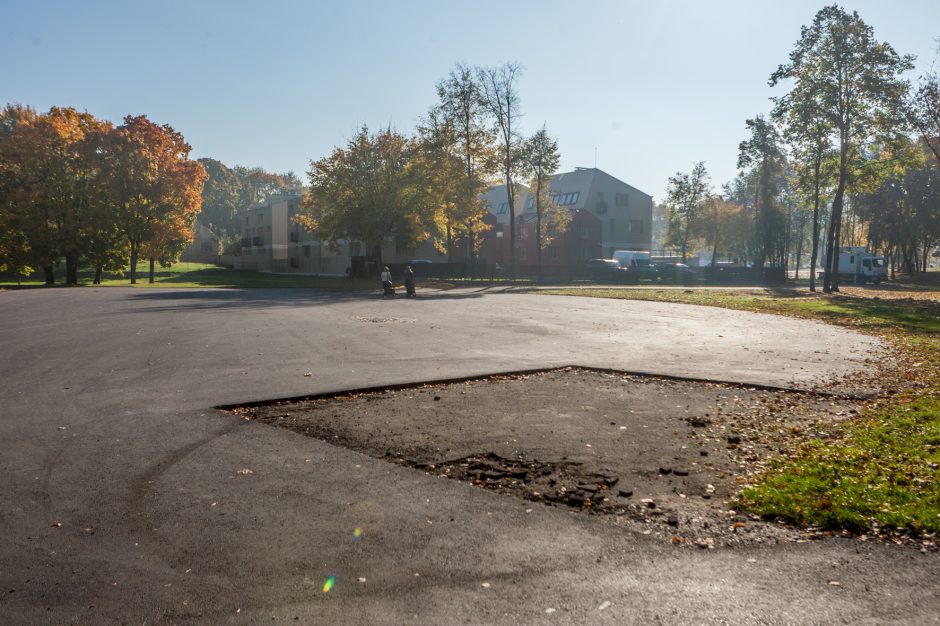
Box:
xmin=1 ymin=287 xmax=936 ymax=625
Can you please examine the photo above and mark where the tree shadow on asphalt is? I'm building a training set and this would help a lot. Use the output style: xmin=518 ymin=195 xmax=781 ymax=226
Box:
xmin=123 ymin=288 xmax=486 ymax=312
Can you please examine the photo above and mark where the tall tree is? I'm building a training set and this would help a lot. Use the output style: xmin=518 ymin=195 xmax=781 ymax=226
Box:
xmin=776 ymin=89 xmax=836 ymax=291
xmin=665 ymin=162 xmax=710 ymax=262
xmin=0 ymin=106 xmax=111 ymax=284
xmin=771 ymin=5 xmax=914 ymax=292
xmin=689 ymin=196 xmax=749 ymax=267
xmin=435 ymin=63 xmax=497 ymax=267
xmin=414 ymin=109 xmax=465 ymax=258
xmin=302 ymin=126 xmax=437 ymax=270
xmin=197 ymin=158 xmax=242 ymax=242
xmin=911 ymin=42 xmax=940 ymax=163
xmin=0 ymin=104 xmax=38 ymax=277
xmin=522 ymin=124 xmax=567 ymax=281
xmin=738 ymin=115 xmax=787 ymax=270
xmin=479 ymin=63 xmax=525 ymax=276
xmin=100 ymin=115 xmax=206 ymax=284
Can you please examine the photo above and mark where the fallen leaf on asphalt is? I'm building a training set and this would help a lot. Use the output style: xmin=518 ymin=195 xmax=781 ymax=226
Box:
xmin=598 ymin=601 xmax=611 ymax=610
xmin=481 ymin=582 xmax=491 ymax=588
xmin=304 ymin=372 xmax=313 ymax=377
xmin=57 ymin=426 xmax=66 ymax=430
xmin=51 ymin=522 xmax=62 ymax=528
xmin=356 ymin=577 xmax=366 ymax=583
xmin=828 ymin=580 xmax=841 ymax=586
xmin=236 ymin=468 xmax=253 ymax=475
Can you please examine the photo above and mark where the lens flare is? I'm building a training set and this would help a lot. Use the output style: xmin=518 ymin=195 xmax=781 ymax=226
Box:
xmin=322 ymin=575 xmax=335 ymax=593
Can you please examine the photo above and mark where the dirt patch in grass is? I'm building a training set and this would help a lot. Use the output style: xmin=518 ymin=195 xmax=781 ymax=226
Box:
xmin=230 ymin=368 xmax=864 ymax=548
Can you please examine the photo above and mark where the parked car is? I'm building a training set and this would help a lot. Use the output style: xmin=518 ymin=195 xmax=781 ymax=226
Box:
xmin=652 ymin=262 xmax=696 ymax=283
xmin=585 ymin=258 xmax=633 ymax=282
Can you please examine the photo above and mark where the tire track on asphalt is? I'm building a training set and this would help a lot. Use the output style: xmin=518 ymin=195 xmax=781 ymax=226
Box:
xmin=126 ymin=415 xmax=245 ymax=537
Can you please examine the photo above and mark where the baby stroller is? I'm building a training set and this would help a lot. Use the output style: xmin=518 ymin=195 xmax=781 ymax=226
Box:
xmin=382 ymin=280 xmax=395 ymax=297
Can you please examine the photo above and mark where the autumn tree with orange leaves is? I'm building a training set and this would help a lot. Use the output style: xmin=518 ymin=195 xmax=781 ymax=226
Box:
xmin=1 ymin=107 xmax=205 ymax=284
xmin=0 ymin=105 xmax=112 ymax=283
xmin=99 ymin=115 xmax=206 ymax=284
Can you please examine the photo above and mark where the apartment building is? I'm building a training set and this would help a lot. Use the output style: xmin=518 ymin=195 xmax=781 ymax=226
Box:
xmin=238 ymin=194 xmax=353 ymax=275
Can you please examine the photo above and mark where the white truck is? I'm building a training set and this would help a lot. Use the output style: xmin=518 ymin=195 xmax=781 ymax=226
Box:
xmin=820 ymin=246 xmax=887 ymax=284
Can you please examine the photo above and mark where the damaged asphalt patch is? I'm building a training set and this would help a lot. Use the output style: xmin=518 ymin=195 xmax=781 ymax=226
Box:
xmin=228 ymin=367 xmax=864 ymax=548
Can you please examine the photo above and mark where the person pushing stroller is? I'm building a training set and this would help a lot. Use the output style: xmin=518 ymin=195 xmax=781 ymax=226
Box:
xmin=381 ymin=266 xmax=395 ymax=297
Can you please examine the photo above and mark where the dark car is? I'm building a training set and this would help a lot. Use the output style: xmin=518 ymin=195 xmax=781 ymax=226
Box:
xmin=585 ymin=258 xmax=632 ymax=282
xmin=652 ymin=262 xmax=696 ymax=284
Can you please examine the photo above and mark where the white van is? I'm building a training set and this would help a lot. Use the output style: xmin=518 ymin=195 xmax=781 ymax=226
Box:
xmin=612 ymin=250 xmax=652 ymax=268
xmin=612 ymin=250 xmax=656 ymax=281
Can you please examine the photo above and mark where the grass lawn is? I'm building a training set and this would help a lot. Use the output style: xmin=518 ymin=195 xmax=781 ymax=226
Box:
xmin=0 ymin=262 xmax=377 ymax=291
xmin=540 ymin=285 xmax=940 ymax=537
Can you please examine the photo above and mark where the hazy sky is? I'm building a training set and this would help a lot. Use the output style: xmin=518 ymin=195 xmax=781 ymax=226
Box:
xmin=2 ymin=1 xmax=937 ymax=201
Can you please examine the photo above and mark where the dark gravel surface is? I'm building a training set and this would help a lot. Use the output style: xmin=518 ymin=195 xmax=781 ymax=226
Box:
xmin=236 ymin=367 xmax=864 ymax=548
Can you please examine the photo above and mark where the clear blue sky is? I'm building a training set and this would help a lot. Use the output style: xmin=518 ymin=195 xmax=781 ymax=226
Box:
xmin=2 ymin=0 xmax=937 ymax=202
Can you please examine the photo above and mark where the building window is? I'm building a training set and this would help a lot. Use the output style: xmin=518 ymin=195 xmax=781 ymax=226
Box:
xmin=302 ymin=245 xmax=311 ymax=257
xmin=517 ymin=246 xmax=526 ymax=260
xmin=289 ymin=257 xmax=299 ymax=268
xmin=256 ymin=213 xmax=263 ymax=224
xmin=526 ymin=196 xmax=534 ymax=210
xmin=547 ymin=223 xmax=558 ymax=237
xmin=550 ymin=192 xmax=579 ymax=206
xmin=629 ymin=220 xmax=644 ymax=234
xmin=579 ymin=224 xmax=592 ymax=239
xmin=495 ymin=202 xmax=509 ymax=214
xmin=615 ymin=193 xmax=630 ymax=207
xmin=578 ymin=246 xmax=591 ymax=260
xmin=548 ymin=246 xmax=558 ymax=260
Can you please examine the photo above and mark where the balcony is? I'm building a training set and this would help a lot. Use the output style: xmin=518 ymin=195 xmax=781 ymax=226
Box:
xmin=252 ymin=237 xmax=263 ymax=247
xmin=240 ymin=237 xmax=251 ymax=248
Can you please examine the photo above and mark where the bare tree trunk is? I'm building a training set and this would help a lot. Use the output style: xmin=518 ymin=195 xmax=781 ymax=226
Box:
xmin=94 ymin=265 xmax=103 ymax=285
xmin=809 ymin=168 xmax=821 ymax=292
xmin=149 ymin=257 xmax=156 ymax=284
xmin=536 ymin=198 xmax=543 ymax=283
xmin=65 ymin=253 xmax=79 ymax=285
xmin=129 ymin=240 xmax=138 ymax=284
xmin=44 ymin=265 xmax=55 ymax=285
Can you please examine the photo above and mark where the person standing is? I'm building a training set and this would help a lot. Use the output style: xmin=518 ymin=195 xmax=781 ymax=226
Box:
xmin=404 ymin=265 xmax=416 ymax=298
xmin=381 ymin=266 xmax=394 ymax=297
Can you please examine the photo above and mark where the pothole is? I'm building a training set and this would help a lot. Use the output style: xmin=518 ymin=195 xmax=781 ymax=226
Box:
xmin=224 ymin=367 xmax=863 ymax=547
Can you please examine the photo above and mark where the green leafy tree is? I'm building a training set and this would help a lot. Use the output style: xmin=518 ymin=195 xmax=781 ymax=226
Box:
xmin=434 ymin=63 xmax=497 ymax=267
xmin=522 ymin=124 xmax=568 ymax=281
xmin=665 ymin=162 xmax=710 ymax=262
xmin=302 ymin=126 xmax=437 ymax=270
xmin=776 ymin=90 xmax=837 ymax=290
xmin=197 ymin=158 xmax=242 ymax=241
xmin=771 ymin=5 xmax=914 ymax=292
xmin=910 ymin=42 xmax=940 ymax=164
xmin=738 ymin=115 xmax=787 ymax=270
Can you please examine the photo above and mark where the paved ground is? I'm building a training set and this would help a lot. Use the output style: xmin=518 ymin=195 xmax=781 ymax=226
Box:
xmin=0 ymin=287 xmax=936 ymax=625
